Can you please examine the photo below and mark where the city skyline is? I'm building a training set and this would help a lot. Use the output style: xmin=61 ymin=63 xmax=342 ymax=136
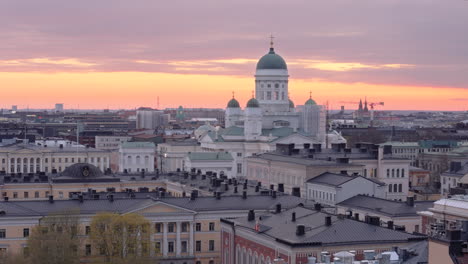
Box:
xmin=1 ymin=0 xmax=467 ymax=111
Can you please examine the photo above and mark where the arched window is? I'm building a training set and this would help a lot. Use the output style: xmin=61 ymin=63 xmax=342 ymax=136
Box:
xmin=398 ymin=184 xmax=402 ymax=193
xmin=396 ymin=169 xmax=400 ymax=177
xmin=391 ymin=169 xmax=395 ymax=177
xmin=136 ymin=156 xmax=141 ymax=164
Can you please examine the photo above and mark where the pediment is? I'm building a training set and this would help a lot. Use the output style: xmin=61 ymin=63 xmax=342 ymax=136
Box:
xmin=128 ymin=201 xmax=195 ymax=215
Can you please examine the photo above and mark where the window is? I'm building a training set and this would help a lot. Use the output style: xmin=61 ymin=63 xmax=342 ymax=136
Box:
xmin=401 ymin=168 xmax=405 ymax=177
xmin=267 ymin=91 xmax=271 ymax=100
xmin=237 ymin=163 xmax=242 ymax=174
xmin=181 ymin=222 xmax=188 ymax=232
xmin=23 ymin=228 xmax=29 ymax=238
xmin=155 ymin=223 xmax=162 ymax=233
xmin=195 ymin=223 xmax=201 ymax=232
xmin=275 ymin=83 xmax=279 ymax=88
xmin=13 ymin=192 xmax=18 ymax=199
xmin=237 ymin=153 xmax=242 ymax=157
xmin=59 ymin=192 xmax=63 ymax=199
xmin=394 ymin=184 xmax=398 ymax=193
xmin=168 ymin=223 xmax=175 ymax=233
xmin=398 ymin=184 xmax=403 ymax=193
xmin=23 ymin=246 xmax=29 ymax=257
xmin=24 ymin=192 xmax=29 ymax=199
xmin=387 ymin=169 xmax=390 ymax=177
xmin=155 ymin=242 xmax=161 ymax=254
xmin=209 ymin=222 xmax=215 ymax=231
xmin=388 ymin=185 xmax=392 ymax=193
xmin=85 ymin=244 xmax=91 ymax=256
xmin=65 ymin=158 xmax=68 ymax=163
xmin=168 ymin=242 xmax=174 ymax=253
xmin=85 ymin=226 xmax=91 ymax=235
xmin=195 ymin=241 xmax=201 ymax=252
xmin=391 ymin=169 xmax=395 ymax=177
xmin=181 ymin=241 xmax=188 ymax=253
xmin=209 ymin=240 xmax=215 ymax=251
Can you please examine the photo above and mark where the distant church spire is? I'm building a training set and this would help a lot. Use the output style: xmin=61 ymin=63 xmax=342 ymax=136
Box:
xmin=270 ymin=34 xmax=275 ymax=49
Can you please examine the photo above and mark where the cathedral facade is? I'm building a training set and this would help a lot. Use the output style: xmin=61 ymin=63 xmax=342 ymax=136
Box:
xmin=225 ymin=44 xmax=326 ymax=143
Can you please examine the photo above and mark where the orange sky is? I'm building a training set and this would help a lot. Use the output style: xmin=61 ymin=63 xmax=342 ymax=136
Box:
xmin=1 ymin=71 xmax=466 ymax=111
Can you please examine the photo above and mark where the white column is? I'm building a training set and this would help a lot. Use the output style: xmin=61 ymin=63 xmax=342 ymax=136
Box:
xmin=176 ymin=222 xmax=181 ymax=256
xmin=150 ymin=223 xmax=155 ymax=257
xmin=189 ymin=222 xmax=194 ymax=255
xmin=163 ymin=222 xmax=168 ymax=257
xmin=40 ymin=158 xmax=43 ymax=172
xmin=20 ymin=158 xmax=24 ymax=173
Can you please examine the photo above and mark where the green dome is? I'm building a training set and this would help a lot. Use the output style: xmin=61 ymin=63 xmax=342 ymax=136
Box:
xmin=256 ymin=48 xmax=287 ymax=70
xmin=289 ymin=99 xmax=295 ymax=108
xmin=227 ymin=98 xmax=240 ymax=108
xmin=305 ymin=98 xmax=317 ymax=106
xmin=246 ymin=98 xmax=260 ymax=108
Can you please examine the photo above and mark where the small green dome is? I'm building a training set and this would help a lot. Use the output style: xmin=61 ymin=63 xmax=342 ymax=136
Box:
xmin=246 ymin=98 xmax=260 ymax=108
xmin=305 ymin=98 xmax=317 ymax=106
xmin=289 ymin=99 xmax=295 ymax=108
xmin=256 ymin=48 xmax=287 ymax=70
xmin=227 ymin=98 xmax=240 ymax=108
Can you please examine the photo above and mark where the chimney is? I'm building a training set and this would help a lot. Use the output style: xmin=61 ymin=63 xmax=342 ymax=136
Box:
xmin=48 ymin=195 xmax=54 ymax=203
xmin=242 ymin=191 xmax=247 ymax=199
xmin=190 ymin=192 xmax=196 ymax=200
xmin=296 ymin=225 xmax=305 ymax=236
xmin=292 ymin=212 xmax=296 ymax=222
xmin=314 ymin=203 xmax=321 ymax=211
xmin=387 ymin=221 xmax=394 ymax=230
xmin=325 ymin=216 xmax=332 ymax=226
xmin=247 ymin=210 xmax=255 ymax=221
xmin=278 ymin=183 xmax=284 ymax=193
xmin=406 ymin=196 xmax=414 ymax=207
xmin=275 ymin=203 xmax=282 ymax=213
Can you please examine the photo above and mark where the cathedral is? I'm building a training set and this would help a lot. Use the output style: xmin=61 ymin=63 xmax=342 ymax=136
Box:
xmin=224 ymin=41 xmax=326 ymax=143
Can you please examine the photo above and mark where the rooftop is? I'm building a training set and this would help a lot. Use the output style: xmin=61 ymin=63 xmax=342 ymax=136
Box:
xmin=306 ymin=172 xmax=385 ymax=187
xmin=223 ymin=206 xmax=426 ymax=247
xmin=336 ymin=195 xmax=434 ymax=217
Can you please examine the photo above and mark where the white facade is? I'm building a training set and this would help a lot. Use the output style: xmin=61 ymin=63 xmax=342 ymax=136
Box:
xmin=0 ymin=144 xmax=111 ymax=174
xmin=157 ymin=142 xmax=203 ymax=173
xmin=306 ymin=175 xmax=386 ymax=206
xmin=183 ymin=152 xmax=235 ymax=178
xmin=119 ymin=142 xmax=155 ymax=173
xmin=136 ymin=108 xmax=166 ymax=130
xmin=95 ymin=136 xmax=132 ymax=150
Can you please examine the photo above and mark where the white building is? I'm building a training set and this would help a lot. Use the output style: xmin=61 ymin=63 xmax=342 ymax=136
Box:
xmin=440 ymin=161 xmax=467 ymax=196
xmin=119 ymin=142 xmax=155 ymax=173
xmin=0 ymin=143 xmax=111 ymax=174
xmin=95 ymin=135 xmax=132 ymax=150
xmin=183 ymin=152 xmax=235 ymax=178
xmin=157 ymin=141 xmax=202 ymax=173
xmin=306 ymin=172 xmax=386 ymax=206
xmin=198 ymin=42 xmax=330 ymax=177
xmin=136 ymin=107 xmax=167 ymax=130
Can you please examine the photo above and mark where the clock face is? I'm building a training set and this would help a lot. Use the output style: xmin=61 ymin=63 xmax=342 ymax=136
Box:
xmin=82 ymin=166 xmax=90 ymax=177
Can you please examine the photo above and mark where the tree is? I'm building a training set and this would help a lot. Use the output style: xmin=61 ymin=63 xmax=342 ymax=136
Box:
xmin=89 ymin=212 xmax=152 ymax=264
xmin=21 ymin=209 xmax=82 ymax=264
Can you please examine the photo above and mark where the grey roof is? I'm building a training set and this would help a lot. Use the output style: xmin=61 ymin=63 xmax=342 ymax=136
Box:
xmin=224 ymin=206 xmax=426 ymax=247
xmin=441 ymin=162 xmax=468 ymax=178
xmin=187 ymin=152 xmax=233 ymax=161
xmin=0 ymin=195 xmax=310 ymax=217
xmin=336 ymin=195 xmax=434 ymax=217
xmin=250 ymin=153 xmax=364 ymax=168
xmin=306 ymin=172 xmax=385 ymax=187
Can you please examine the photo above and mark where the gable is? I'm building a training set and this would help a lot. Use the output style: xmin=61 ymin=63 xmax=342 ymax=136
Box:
xmin=130 ymin=202 xmax=194 ymax=214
